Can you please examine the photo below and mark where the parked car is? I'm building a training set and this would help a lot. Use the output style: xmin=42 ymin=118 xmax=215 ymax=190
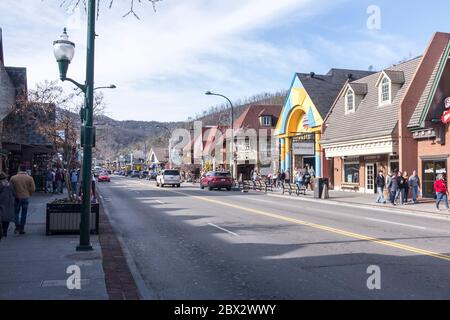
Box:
xmin=139 ymin=171 xmax=149 ymax=179
xmin=98 ymin=172 xmax=111 ymax=182
xmin=147 ymin=171 xmax=158 ymax=180
xmin=156 ymin=169 xmax=181 ymax=187
xmin=129 ymin=170 xmax=141 ymax=178
xmin=200 ymin=171 xmax=233 ymax=191
xmin=125 ymin=170 xmax=133 ymax=177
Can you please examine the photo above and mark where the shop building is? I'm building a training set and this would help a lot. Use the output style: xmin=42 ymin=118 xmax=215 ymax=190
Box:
xmin=321 ymin=57 xmax=422 ymax=193
xmin=232 ymin=104 xmax=282 ymax=180
xmin=275 ymin=69 xmax=374 ymax=179
xmin=406 ymin=32 xmax=450 ymax=198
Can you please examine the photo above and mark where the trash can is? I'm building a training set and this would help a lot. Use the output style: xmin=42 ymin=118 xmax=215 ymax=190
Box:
xmin=314 ymin=178 xmax=330 ymax=199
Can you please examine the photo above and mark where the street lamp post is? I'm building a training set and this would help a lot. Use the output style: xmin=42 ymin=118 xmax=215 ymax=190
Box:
xmin=52 ymin=0 xmax=97 ymax=251
xmin=205 ymin=91 xmax=235 ymax=179
xmin=157 ymin=125 xmax=172 ymax=169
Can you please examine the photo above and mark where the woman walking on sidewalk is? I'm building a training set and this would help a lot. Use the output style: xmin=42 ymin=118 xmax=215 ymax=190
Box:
xmin=0 ymin=172 xmax=16 ymax=239
xmin=375 ymin=170 xmax=386 ymax=204
xmin=434 ymin=174 xmax=450 ymax=211
xmin=401 ymin=171 xmax=409 ymax=205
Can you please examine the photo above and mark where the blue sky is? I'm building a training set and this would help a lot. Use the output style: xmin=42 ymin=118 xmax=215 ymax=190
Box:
xmin=0 ymin=0 xmax=449 ymax=121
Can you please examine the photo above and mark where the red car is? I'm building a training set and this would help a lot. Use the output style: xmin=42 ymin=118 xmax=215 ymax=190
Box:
xmin=98 ymin=173 xmax=111 ymax=182
xmin=200 ymin=171 xmax=233 ymax=191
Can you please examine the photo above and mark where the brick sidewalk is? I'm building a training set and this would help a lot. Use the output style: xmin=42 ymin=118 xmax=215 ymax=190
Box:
xmin=98 ymin=203 xmax=141 ymax=300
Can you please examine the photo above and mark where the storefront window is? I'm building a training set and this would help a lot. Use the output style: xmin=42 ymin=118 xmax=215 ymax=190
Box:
xmin=344 ymin=161 xmax=359 ymax=183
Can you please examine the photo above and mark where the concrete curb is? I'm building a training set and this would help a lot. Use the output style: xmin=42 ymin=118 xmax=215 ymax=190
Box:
xmin=252 ymin=190 xmax=450 ymax=220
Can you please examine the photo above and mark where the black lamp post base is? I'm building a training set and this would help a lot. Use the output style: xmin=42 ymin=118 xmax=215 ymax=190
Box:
xmin=76 ymin=244 xmax=94 ymax=252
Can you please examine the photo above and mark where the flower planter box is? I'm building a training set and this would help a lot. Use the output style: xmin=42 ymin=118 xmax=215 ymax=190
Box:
xmin=46 ymin=203 xmax=100 ymax=235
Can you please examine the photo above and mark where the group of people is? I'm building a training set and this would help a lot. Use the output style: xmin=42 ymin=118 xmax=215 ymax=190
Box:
xmin=0 ymin=165 xmax=36 ymax=239
xmin=293 ymin=166 xmax=315 ymax=190
xmin=375 ymin=170 xmax=421 ymax=205
xmin=267 ymin=170 xmax=288 ymax=188
xmin=263 ymin=165 xmax=315 ymax=189
xmin=375 ymin=169 xmax=449 ymax=211
xmin=45 ymin=168 xmax=65 ymax=194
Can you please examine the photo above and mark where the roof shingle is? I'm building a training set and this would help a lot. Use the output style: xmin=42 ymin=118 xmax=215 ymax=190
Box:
xmin=322 ymin=57 xmax=422 ymax=143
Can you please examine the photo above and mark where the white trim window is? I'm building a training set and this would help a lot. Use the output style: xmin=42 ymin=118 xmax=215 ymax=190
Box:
xmin=345 ymin=89 xmax=355 ymax=114
xmin=379 ymin=77 xmax=391 ymax=105
xmin=260 ymin=116 xmax=273 ymax=127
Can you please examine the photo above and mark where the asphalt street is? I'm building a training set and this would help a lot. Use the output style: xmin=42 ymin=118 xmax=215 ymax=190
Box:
xmin=98 ymin=176 xmax=450 ymax=299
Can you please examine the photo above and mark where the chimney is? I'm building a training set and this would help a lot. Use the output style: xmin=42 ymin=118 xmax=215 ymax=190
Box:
xmin=0 ymin=28 xmax=3 ymax=65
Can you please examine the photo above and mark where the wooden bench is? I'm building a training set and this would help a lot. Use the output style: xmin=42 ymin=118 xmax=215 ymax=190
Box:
xmin=264 ymin=180 xmax=273 ymax=193
xmin=341 ymin=183 xmax=359 ymax=191
xmin=295 ymin=184 xmax=307 ymax=196
xmin=282 ymin=183 xmax=296 ymax=195
xmin=239 ymin=180 xmax=251 ymax=192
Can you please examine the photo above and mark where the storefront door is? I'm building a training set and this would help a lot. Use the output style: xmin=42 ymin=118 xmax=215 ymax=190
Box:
xmin=422 ymin=160 xmax=447 ymax=198
xmin=366 ymin=163 xmax=376 ymax=194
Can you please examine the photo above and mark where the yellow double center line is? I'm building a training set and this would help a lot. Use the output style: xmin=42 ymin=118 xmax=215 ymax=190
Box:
xmin=136 ymin=181 xmax=450 ymax=262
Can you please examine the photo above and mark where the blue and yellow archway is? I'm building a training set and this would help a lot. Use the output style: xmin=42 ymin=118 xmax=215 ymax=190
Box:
xmin=275 ymin=74 xmax=324 ymax=177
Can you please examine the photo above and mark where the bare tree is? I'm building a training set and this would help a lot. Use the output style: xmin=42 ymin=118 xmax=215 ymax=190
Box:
xmin=10 ymin=81 xmax=107 ymax=201
xmin=58 ymin=0 xmax=163 ymax=19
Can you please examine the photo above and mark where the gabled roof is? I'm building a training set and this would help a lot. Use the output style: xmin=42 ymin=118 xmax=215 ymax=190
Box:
xmin=322 ymin=57 xmax=422 ymax=143
xmin=149 ymin=147 xmax=169 ymax=163
xmin=233 ymin=104 xmax=282 ymax=130
xmin=348 ymin=83 xmax=368 ymax=95
xmin=296 ymin=69 xmax=375 ymax=119
xmin=376 ymin=70 xmax=405 ymax=86
xmin=408 ymin=40 xmax=450 ymax=130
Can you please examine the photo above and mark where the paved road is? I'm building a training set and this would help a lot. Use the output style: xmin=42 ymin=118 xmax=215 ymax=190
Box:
xmin=98 ymin=176 xmax=450 ymax=299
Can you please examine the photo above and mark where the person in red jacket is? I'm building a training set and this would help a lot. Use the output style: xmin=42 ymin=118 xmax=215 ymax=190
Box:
xmin=434 ymin=174 xmax=449 ymax=211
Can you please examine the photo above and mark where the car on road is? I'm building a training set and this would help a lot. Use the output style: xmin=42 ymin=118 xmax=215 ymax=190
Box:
xmin=200 ymin=171 xmax=233 ymax=191
xmin=156 ymin=169 xmax=181 ymax=187
xmin=98 ymin=172 xmax=111 ymax=182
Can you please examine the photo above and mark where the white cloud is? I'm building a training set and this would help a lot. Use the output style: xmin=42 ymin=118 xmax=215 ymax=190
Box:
xmin=0 ymin=0 xmax=423 ymax=121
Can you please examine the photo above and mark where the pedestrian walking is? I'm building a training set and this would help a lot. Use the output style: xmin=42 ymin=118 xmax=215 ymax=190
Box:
xmin=9 ymin=165 xmax=36 ymax=235
xmin=70 ymin=170 xmax=78 ymax=196
xmin=375 ymin=170 xmax=386 ymax=204
xmin=408 ymin=170 xmax=421 ymax=204
xmin=45 ymin=168 xmax=53 ymax=193
xmin=308 ymin=166 xmax=316 ymax=179
xmin=401 ymin=171 xmax=409 ymax=205
xmin=273 ymin=171 xmax=279 ymax=188
xmin=304 ymin=171 xmax=312 ymax=190
xmin=280 ymin=171 xmax=286 ymax=187
xmin=387 ymin=171 xmax=398 ymax=206
xmin=51 ymin=169 xmax=56 ymax=194
xmin=0 ymin=172 xmax=16 ymax=239
xmin=285 ymin=170 xmax=290 ymax=183
xmin=91 ymin=175 xmax=97 ymax=203
xmin=434 ymin=174 xmax=449 ymax=211
xmin=395 ymin=171 xmax=403 ymax=205
xmin=55 ymin=169 xmax=64 ymax=194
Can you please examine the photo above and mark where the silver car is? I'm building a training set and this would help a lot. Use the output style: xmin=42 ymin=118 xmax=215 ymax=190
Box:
xmin=156 ymin=169 xmax=181 ymax=188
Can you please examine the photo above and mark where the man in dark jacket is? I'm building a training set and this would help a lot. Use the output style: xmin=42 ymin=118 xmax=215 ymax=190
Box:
xmin=375 ymin=170 xmax=386 ymax=204
xmin=0 ymin=172 xmax=16 ymax=238
xmin=387 ymin=171 xmax=399 ymax=206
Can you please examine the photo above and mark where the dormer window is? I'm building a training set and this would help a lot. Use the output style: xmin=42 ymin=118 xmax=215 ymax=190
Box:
xmin=380 ymin=77 xmax=391 ymax=105
xmin=345 ymin=89 xmax=355 ymax=113
xmin=260 ymin=116 xmax=272 ymax=127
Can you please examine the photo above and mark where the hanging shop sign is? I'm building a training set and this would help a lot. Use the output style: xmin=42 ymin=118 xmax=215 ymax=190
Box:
xmin=442 ymin=97 xmax=450 ymax=124
xmin=292 ymin=142 xmax=315 ymax=155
